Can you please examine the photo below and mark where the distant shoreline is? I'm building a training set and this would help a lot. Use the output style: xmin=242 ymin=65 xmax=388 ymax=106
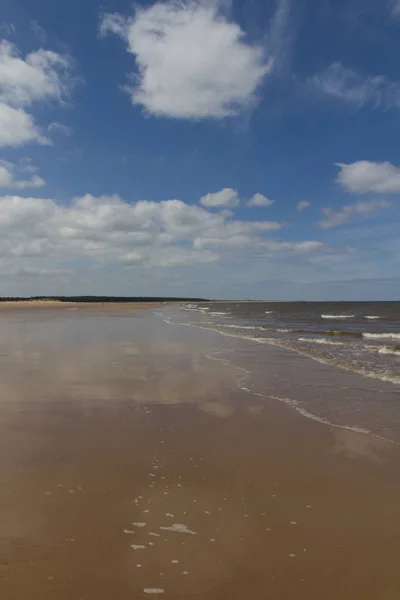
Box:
xmin=0 ymin=300 xmax=164 ymax=310
xmin=0 ymin=296 xmax=206 ymax=305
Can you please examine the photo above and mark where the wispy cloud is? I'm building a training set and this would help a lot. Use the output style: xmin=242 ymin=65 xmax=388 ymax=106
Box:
xmin=336 ymin=161 xmax=400 ymax=193
xmin=48 ymin=122 xmax=72 ymax=136
xmin=309 ymin=62 xmax=400 ymax=110
xmin=317 ymin=199 xmax=391 ymax=229
xmin=297 ymin=200 xmax=310 ymax=211
xmin=0 ymin=159 xmax=45 ymax=189
xmin=391 ymin=0 xmax=400 ymax=17
xmin=267 ymin=0 xmax=295 ymax=74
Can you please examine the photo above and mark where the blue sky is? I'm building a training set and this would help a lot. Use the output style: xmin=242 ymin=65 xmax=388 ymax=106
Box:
xmin=0 ymin=0 xmax=399 ymax=300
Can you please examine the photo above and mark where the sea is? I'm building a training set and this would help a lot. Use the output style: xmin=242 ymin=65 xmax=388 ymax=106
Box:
xmin=160 ymin=301 xmax=400 ymax=442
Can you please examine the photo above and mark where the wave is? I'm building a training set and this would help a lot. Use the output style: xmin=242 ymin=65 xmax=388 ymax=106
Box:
xmin=298 ymin=337 xmax=345 ymax=346
xmin=365 ymin=315 xmax=381 ymax=320
xmin=321 ymin=314 xmax=355 ymax=319
xmin=363 ymin=333 xmax=400 ymax=341
xmin=161 ymin=312 xmax=400 ymax=388
xmin=263 ymin=338 xmax=400 ymax=385
xmin=209 ymin=312 xmax=229 ymax=316
xmin=223 ymin=324 xmax=261 ymax=330
xmin=220 ymin=325 xmax=363 ymax=338
xmin=378 ymin=346 xmax=400 ymax=357
xmin=265 ymin=311 xmax=273 ymax=314
xmin=324 ymin=330 xmax=363 ymax=338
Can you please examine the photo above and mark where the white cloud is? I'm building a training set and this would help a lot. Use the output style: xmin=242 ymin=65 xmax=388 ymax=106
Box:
xmin=0 ymin=39 xmax=75 ymax=147
xmin=199 ymin=188 xmax=239 ymax=208
xmin=100 ymin=0 xmax=271 ymax=119
xmin=296 ymin=200 xmax=310 ymax=211
xmin=267 ymin=240 xmax=324 ymax=252
xmin=309 ymin=62 xmax=400 ymax=110
xmin=317 ymin=200 xmax=390 ymax=229
xmin=0 ymin=193 xmax=322 ymax=279
xmin=0 ymin=40 xmax=72 ymax=107
xmin=0 ymin=159 xmax=45 ymax=189
xmin=0 ymin=102 xmax=49 ymax=147
xmin=336 ymin=161 xmax=400 ymax=193
xmin=193 ymin=218 xmax=283 ymax=251
xmin=247 ymin=193 xmax=275 ymax=207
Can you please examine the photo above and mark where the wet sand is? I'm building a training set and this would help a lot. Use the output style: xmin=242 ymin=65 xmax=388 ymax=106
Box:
xmin=1 ymin=308 xmax=400 ymax=599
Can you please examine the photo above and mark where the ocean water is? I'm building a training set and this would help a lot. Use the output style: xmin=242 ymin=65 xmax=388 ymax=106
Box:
xmin=160 ymin=301 xmax=400 ymax=442
xmin=173 ymin=302 xmax=400 ymax=386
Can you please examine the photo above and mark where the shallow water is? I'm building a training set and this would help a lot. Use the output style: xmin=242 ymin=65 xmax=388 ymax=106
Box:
xmin=175 ymin=301 xmax=400 ymax=385
xmin=162 ymin=303 xmax=400 ymax=441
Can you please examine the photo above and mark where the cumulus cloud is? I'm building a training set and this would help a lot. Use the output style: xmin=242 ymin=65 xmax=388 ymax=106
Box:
xmin=0 ymin=159 xmax=45 ymax=189
xmin=0 ymin=102 xmax=48 ymax=147
xmin=0 ymin=40 xmax=73 ymax=106
xmin=247 ymin=193 xmax=275 ymax=207
xmin=0 ymin=193 xmax=323 ymax=278
xmin=100 ymin=0 xmax=271 ymax=119
xmin=317 ymin=200 xmax=390 ymax=229
xmin=296 ymin=200 xmax=310 ymax=211
xmin=199 ymin=188 xmax=239 ymax=208
xmin=309 ymin=63 xmax=400 ymax=110
xmin=0 ymin=39 xmax=75 ymax=147
xmin=336 ymin=161 xmax=400 ymax=193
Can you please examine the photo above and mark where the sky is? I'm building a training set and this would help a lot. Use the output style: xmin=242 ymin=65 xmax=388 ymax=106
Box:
xmin=0 ymin=0 xmax=399 ymax=300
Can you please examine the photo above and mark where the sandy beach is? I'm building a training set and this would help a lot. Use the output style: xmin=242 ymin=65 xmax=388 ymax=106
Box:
xmin=0 ymin=300 xmax=163 ymax=310
xmin=1 ymin=306 xmax=400 ymax=600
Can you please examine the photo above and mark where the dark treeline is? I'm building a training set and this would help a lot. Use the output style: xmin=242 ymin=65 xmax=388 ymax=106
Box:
xmin=0 ymin=296 xmax=207 ymax=303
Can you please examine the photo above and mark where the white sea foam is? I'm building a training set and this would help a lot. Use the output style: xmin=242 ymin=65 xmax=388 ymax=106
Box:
xmin=298 ymin=337 xmax=345 ymax=346
xmin=210 ymin=312 xmax=228 ymax=316
xmin=160 ymin=523 xmax=197 ymax=535
xmin=321 ymin=314 xmax=355 ymax=319
xmin=365 ymin=315 xmax=381 ymax=320
xmin=144 ymin=589 xmax=165 ymax=595
xmin=265 ymin=311 xmax=273 ymax=314
xmin=363 ymin=333 xmax=400 ymax=340
xmin=133 ymin=522 xmax=147 ymax=528
xmin=131 ymin=544 xmax=146 ymax=550
xmin=164 ymin=312 xmax=400 ymax=385
xmin=264 ymin=394 xmax=375 ymax=436
xmin=378 ymin=346 xmax=400 ymax=357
